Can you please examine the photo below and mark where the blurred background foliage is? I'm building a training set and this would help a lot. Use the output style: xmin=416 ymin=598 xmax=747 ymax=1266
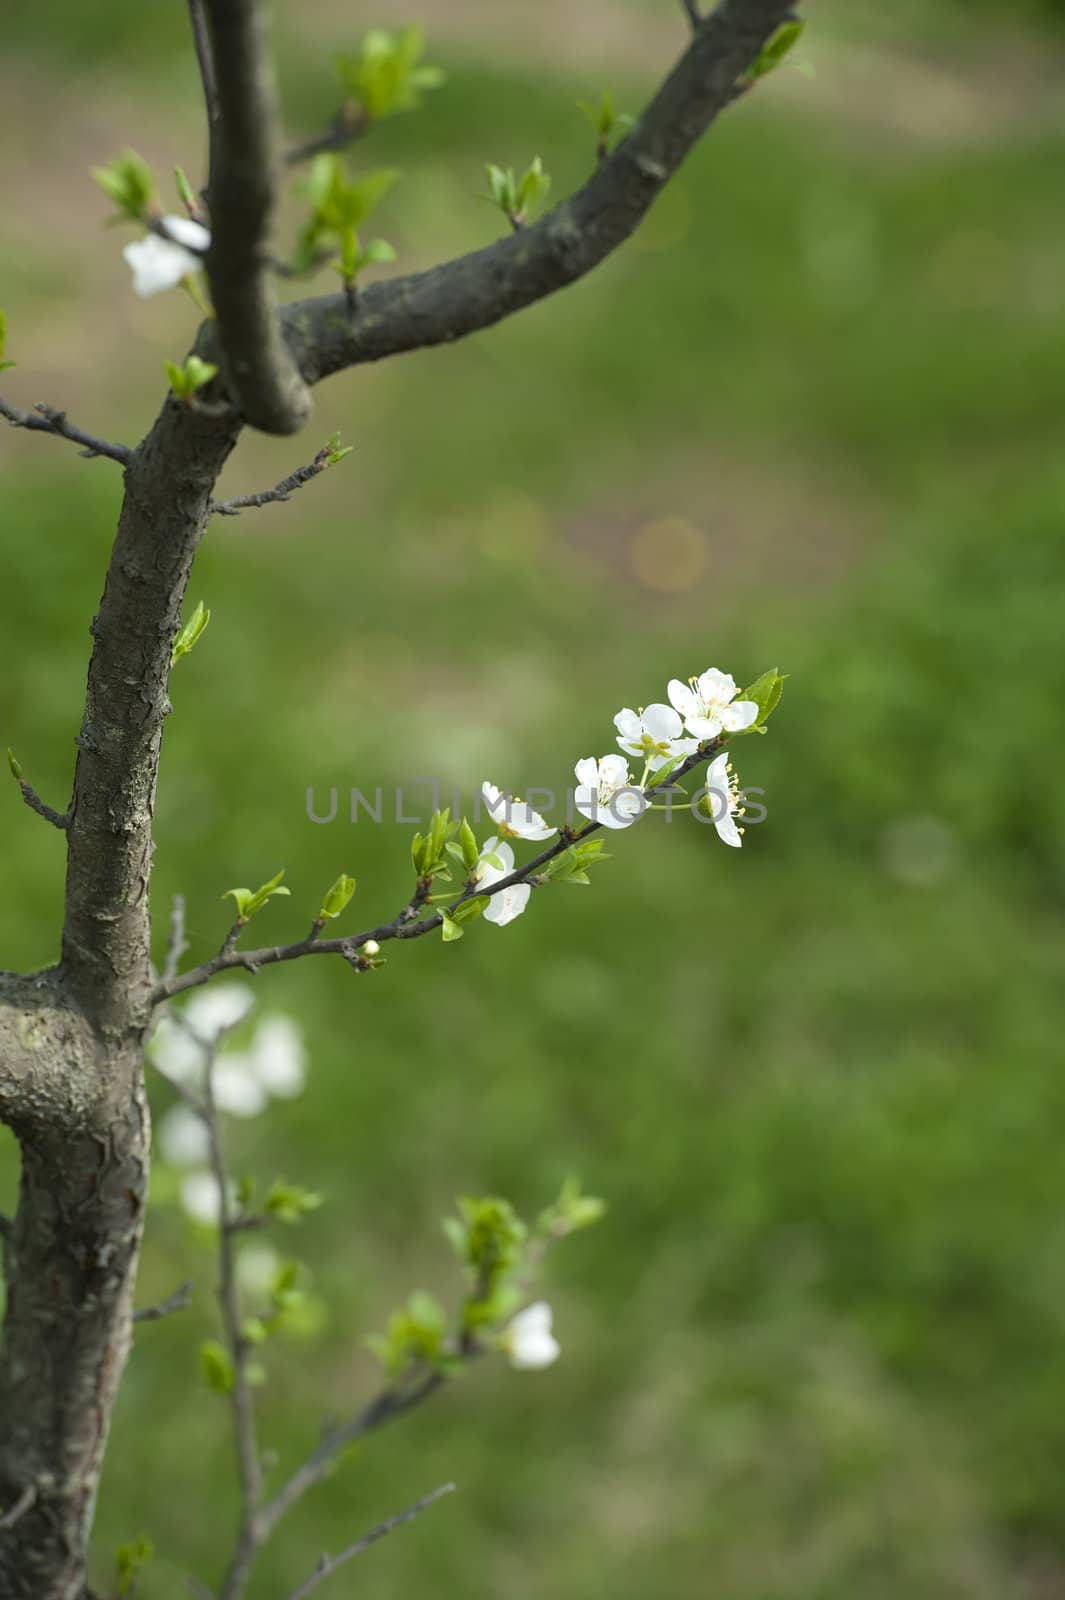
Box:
xmin=2 ymin=1 xmax=1065 ymax=1595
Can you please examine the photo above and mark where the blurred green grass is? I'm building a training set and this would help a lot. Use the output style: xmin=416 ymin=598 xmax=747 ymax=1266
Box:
xmin=2 ymin=4 xmax=1065 ymax=1597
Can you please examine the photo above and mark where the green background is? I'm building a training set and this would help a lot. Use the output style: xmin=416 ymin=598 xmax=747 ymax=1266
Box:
xmin=2 ymin=2 xmax=1065 ymax=1595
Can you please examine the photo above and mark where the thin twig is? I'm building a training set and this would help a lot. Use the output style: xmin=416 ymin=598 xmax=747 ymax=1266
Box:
xmin=133 ymin=1280 xmax=194 ymax=1324
xmin=152 ymin=738 xmax=724 ymax=1007
xmin=210 ymin=442 xmax=334 ymax=516
xmin=0 ymin=1484 xmax=36 ymax=1532
xmin=163 ymin=895 xmax=189 ymax=987
xmin=258 ymin=1370 xmax=445 ymax=1541
xmin=286 ymin=1484 xmax=456 ymax=1600
xmin=187 ymin=0 xmax=221 ymax=131
xmin=0 ymin=397 xmax=131 ymax=464
xmin=285 ymin=102 xmax=368 ymax=167
xmin=680 ymin=0 xmax=702 ymax=29
xmin=203 ymin=1043 xmax=264 ymax=1600
xmin=0 ymin=1214 xmax=10 ymax=1244
xmin=8 ymin=759 xmax=69 ymax=830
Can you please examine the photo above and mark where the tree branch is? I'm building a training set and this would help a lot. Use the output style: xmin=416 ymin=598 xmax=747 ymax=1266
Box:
xmin=258 ymin=1370 xmax=446 ymax=1543
xmin=285 ymin=102 xmax=368 ymax=168
xmin=0 ymin=397 xmax=131 ymax=464
xmin=62 ymin=400 xmax=240 ymax=1027
xmin=133 ymin=1280 xmax=194 ymax=1324
xmin=680 ymin=0 xmax=703 ymax=29
xmin=152 ymin=738 xmax=724 ymax=1006
xmin=8 ymin=761 xmax=68 ymax=830
xmin=204 ymin=1042 xmax=264 ymax=1600
xmin=286 ymin=1484 xmax=456 ymax=1600
xmin=280 ymin=0 xmax=800 ymax=389
xmin=199 ymin=0 xmax=312 ymax=435
xmin=187 ymin=0 xmax=221 ymax=133
xmin=210 ymin=439 xmax=336 ymax=516
xmin=162 ymin=895 xmax=190 ymax=988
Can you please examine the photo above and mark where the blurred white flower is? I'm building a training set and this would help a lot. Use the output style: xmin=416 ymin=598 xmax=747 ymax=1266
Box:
xmin=180 ymin=1170 xmax=224 ymax=1226
xmin=506 ymin=1302 xmax=560 ymax=1370
xmin=250 ymin=1016 xmax=307 ymax=1099
xmin=123 ymin=216 xmax=209 ymax=298
xmin=185 ymin=983 xmax=255 ymax=1041
xmin=157 ymin=1104 xmax=209 ymax=1167
xmin=236 ymin=1243 xmax=281 ymax=1297
xmin=614 ymin=703 xmax=697 ymax=772
xmin=481 ymin=781 xmax=555 ymax=841
xmin=704 ymin=751 xmax=745 ymax=848
xmin=149 ymin=1016 xmax=202 ymax=1087
xmin=667 ymin=668 xmax=758 ymax=741
xmin=475 ymin=837 xmax=530 ymax=927
xmin=573 ymin=755 xmax=645 ymax=830
xmin=212 ymin=1055 xmax=268 ymax=1118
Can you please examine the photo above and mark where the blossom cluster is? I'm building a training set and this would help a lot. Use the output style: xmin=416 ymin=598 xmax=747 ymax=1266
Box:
xmin=470 ymin=667 xmax=758 ymax=929
xmin=151 ymin=984 xmax=307 ymax=1223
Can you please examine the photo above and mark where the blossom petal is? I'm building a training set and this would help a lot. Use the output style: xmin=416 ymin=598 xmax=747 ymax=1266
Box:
xmin=484 ymin=883 xmax=530 ymax=926
xmin=696 ymin=667 xmax=737 ymax=703
xmin=641 ymin=702 xmax=683 ymax=741
xmin=160 ymin=214 xmax=210 ymax=252
xmin=598 ymin=754 xmax=630 ymax=788
xmin=667 ymin=679 xmax=697 ymax=718
xmin=720 ymin=698 xmax=759 ymax=731
xmin=613 ymin=708 xmax=642 ymax=741
xmin=684 ymin=714 xmax=721 ymax=741
xmin=574 ymin=757 xmax=599 ymax=791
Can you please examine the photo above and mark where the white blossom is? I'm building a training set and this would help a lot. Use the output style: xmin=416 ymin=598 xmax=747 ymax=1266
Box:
xmin=480 ymin=781 xmax=555 ymax=841
xmin=180 ymin=1170 xmax=224 ymax=1226
xmin=185 ymin=982 xmax=255 ymax=1042
xmin=506 ymin=1301 xmax=560 ymax=1370
xmin=667 ymin=668 xmax=758 ymax=741
xmin=148 ymin=1015 xmax=202 ymax=1087
xmin=573 ymin=755 xmax=645 ymax=830
xmin=123 ymin=215 xmax=210 ymax=298
xmin=475 ymin=837 xmax=530 ymax=927
xmin=236 ymin=1243 xmax=281 ymax=1297
xmin=250 ymin=1016 xmax=307 ymax=1100
xmin=212 ymin=1054 xmax=268 ymax=1118
xmin=704 ymin=751 xmax=745 ymax=848
xmin=614 ymin=703 xmax=697 ymax=772
xmin=157 ymin=1104 xmax=209 ymax=1167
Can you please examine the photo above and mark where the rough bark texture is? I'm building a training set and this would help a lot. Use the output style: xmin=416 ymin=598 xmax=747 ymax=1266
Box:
xmin=0 ymin=402 xmax=238 ymax=1596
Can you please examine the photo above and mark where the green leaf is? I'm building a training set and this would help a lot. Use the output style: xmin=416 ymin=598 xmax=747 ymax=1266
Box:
xmin=244 ymin=868 xmax=291 ymax=917
xmin=115 ymin=1534 xmax=155 ymax=1596
xmin=457 ymin=817 xmax=480 ymax=870
xmin=200 ymin=1340 xmax=235 ymax=1393
xmin=171 ymin=599 xmax=211 ymax=666
xmin=0 ymin=309 xmax=14 ymax=373
xmin=174 ymin=165 xmax=196 ymax=211
xmin=91 ymin=148 xmax=156 ymax=222
xmin=360 ymin=237 xmax=397 ymax=266
xmin=440 ymin=912 xmax=464 ymax=942
xmin=450 ymin=894 xmax=489 ymax=925
xmin=741 ymin=19 xmax=805 ymax=84
xmin=264 ymin=1179 xmax=324 ymax=1225
xmin=325 ymin=430 xmax=354 ymax=466
xmin=6 ymin=748 xmax=23 ymax=782
xmin=336 ymin=24 xmax=444 ymax=120
xmin=320 ymin=872 xmax=356 ymax=920
xmin=738 ymin=667 xmax=786 ymax=730
xmin=165 ymin=354 xmax=219 ymax=402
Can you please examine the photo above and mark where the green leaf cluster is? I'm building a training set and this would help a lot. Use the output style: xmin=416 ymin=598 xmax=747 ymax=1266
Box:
xmin=222 ymin=868 xmax=290 ymax=924
xmin=164 ymin=354 xmax=218 ymax=403
xmin=114 ymin=1534 xmax=155 ymax=1597
xmin=336 ymin=25 xmax=444 ymax=121
xmin=484 ymin=158 xmax=551 ymax=225
xmin=91 ymin=149 xmax=156 ymax=223
xmin=295 ymin=155 xmax=398 ymax=284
